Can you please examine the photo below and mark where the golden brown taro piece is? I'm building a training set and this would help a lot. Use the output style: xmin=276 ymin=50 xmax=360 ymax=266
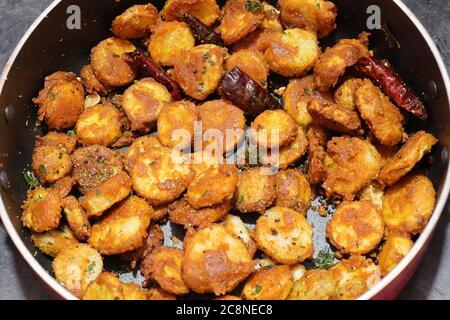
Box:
xmin=378 ymin=235 xmax=414 ymax=277
xmin=75 ymin=104 xmax=122 ymax=146
xmin=266 ymin=125 xmax=308 ymax=169
xmin=22 ymin=187 xmax=62 ymax=233
xmin=334 ymin=78 xmax=363 ymax=110
xmin=307 ymin=125 xmax=328 ymax=184
xmin=382 ymin=174 xmax=436 ymax=236
xmin=52 ymin=243 xmax=103 ymax=298
xmin=358 ymin=182 xmax=384 ymax=210
xmin=62 ymin=196 xmax=91 ymax=242
xmin=182 ymin=224 xmax=255 ymax=295
xmin=80 ymin=64 xmax=112 ymax=96
xmin=232 ymin=28 xmax=276 ymax=53
xmin=234 ymin=168 xmax=276 ymax=214
xmin=265 ymin=28 xmax=320 ymax=77
xmin=288 ymin=269 xmax=336 ymax=300
xmin=81 ymin=171 xmax=132 ymax=217
xmin=91 ymin=37 xmax=137 ymax=87
xmin=71 ymin=145 xmax=124 ymax=194
xmin=251 ymin=109 xmax=297 ymax=149
xmin=161 ymin=0 xmax=220 ymax=26
xmin=255 ymin=207 xmax=314 ymax=265
xmin=33 ymin=71 xmax=85 ymax=130
xmin=122 ymin=283 xmax=148 ymax=300
xmin=122 ymin=78 xmax=172 ymax=132
xmin=197 ymin=100 xmax=246 ymax=153
xmin=283 ymin=75 xmax=333 ymax=127
xmin=124 ymin=135 xmax=162 ymax=172
xmin=140 ymin=247 xmax=189 ymax=295
xmin=242 ymin=265 xmax=294 ymax=300
xmin=83 ymin=272 xmax=148 ymax=300
xmin=111 ymin=4 xmax=158 ymax=39
xmin=314 ymin=32 xmax=370 ymax=92
xmin=324 ymin=136 xmax=382 ymax=200
xmin=147 ymin=288 xmax=177 ymax=300
xmin=307 ymin=99 xmax=363 ymax=134
xmin=31 ymin=225 xmax=78 ymax=258
xmin=279 ymin=0 xmax=337 ymax=38
xmin=122 ymin=224 xmax=164 ymax=267
xmin=219 ymin=0 xmax=264 ymax=45
xmin=187 ymin=164 xmax=238 ymax=209
xmin=148 ymin=21 xmax=195 ymax=67
xmin=378 ymin=131 xmax=438 ymax=186
xmin=35 ymin=131 xmax=77 ymax=154
xmin=330 ymin=255 xmax=380 ymax=300
xmin=355 ymin=79 xmax=404 ymax=146
xmin=88 ymin=195 xmax=152 ymax=255
xmin=173 ymin=44 xmax=227 ymax=100
xmin=259 ymin=1 xmax=282 ymax=31
xmin=131 ymin=148 xmax=194 ymax=206
xmin=223 ymin=214 xmax=257 ymax=256
xmin=276 ymin=169 xmax=312 ymax=215
xmin=32 ymin=145 xmax=71 ymax=184
xmin=168 ymin=197 xmax=230 ymax=228
xmin=157 ymin=101 xmax=197 ymax=149
xmin=326 ymin=201 xmax=384 ymax=255
xmin=225 ymin=49 xmax=269 ymax=87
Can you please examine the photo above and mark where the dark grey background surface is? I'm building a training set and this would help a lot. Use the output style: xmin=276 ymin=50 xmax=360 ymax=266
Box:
xmin=0 ymin=0 xmax=449 ymax=300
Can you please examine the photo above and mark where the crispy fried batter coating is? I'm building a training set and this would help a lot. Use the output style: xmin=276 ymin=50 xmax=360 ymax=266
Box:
xmin=80 ymin=64 xmax=112 ymax=96
xmin=334 ymin=78 xmax=362 ymax=110
xmin=71 ymin=145 xmax=124 ymax=194
xmin=124 ymin=135 xmax=163 ymax=172
xmin=378 ymin=235 xmax=414 ymax=276
xmin=131 ymin=148 xmax=194 ymax=206
xmin=255 ymin=207 xmax=314 ymax=264
xmin=214 ymin=295 xmax=242 ymax=300
xmin=169 ymin=197 xmax=230 ymax=228
xmin=382 ymin=174 xmax=436 ymax=235
xmin=33 ymin=71 xmax=85 ymax=130
xmin=122 ymin=78 xmax=172 ymax=132
xmin=234 ymin=168 xmax=276 ymax=214
xmin=182 ymin=224 xmax=255 ymax=295
xmin=242 ymin=265 xmax=294 ymax=300
xmin=251 ymin=109 xmax=297 ymax=149
xmin=219 ymin=0 xmax=264 ymax=45
xmin=140 ymin=247 xmax=189 ymax=295
xmin=88 ymin=195 xmax=152 ymax=255
xmin=31 ymin=225 xmax=78 ymax=258
xmin=83 ymin=272 xmax=148 ymax=300
xmin=173 ymin=44 xmax=227 ymax=100
xmin=330 ymin=255 xmax=380 ymax=300
xmin=307 ymin=99 xmax=362 ymax=134
xmin=265 ymin=28 xmax=320 ymax=77
xmin=288 ymin=269 xmax=336 ymax=300
xmin=157 ymin=101 xmax=197 ymax=149
xmin=161 ymin=0 xmax=221 ymax=26
xmin=148 ymin=21 xmax=195 ymax=67
xmin=75 ymin=104 xmax=122 ymax=146
xmin=378 ymin=131 xmax=438 ymax=186
xmin=22 ymin=187 xmax=62 ymax=233
xmin=276 ymin=169 xmax=312 ymax=215
xmin=36 ymin=131 xmax=77 ymax=154
xmin=326 ymin=201 xmax=384 ymax=255
xmin=122 ymin=224 xmax=164 ymax=267
xmin=197 ymin=99 xmax=246 ymax=153
xmin=223 ymin=214 xmax=257 ymax=256
xmin=32 ymin=145 xmax=71 ymax=184
xmin=358 ymin=181 xmax=384 ymax=210
xmin=225 ymin=49 xmax=269 ymax=87
xmin=187 ymin=164 xmax=238 ymax=208
xmin=91 ymin=37 xmax=137 ymax=87
xmin=260 ymin=1 xmax=283 ymax=31
xmin=307 ymin=125 xmax=328 ymax=184
xmin=62 ymin=196 xmax=91 ymax=242
xmin=232 ymin=29 xmax=276 ymax=53
xmin=324 ymin=136 xmax=381 ymax=200
xmin=147 ymin=288 xmax=177 ymax=300
xmin=279 ymin=0 xmax=337 ymax=38
xmin=355 ymin=79 xmax=404 ymax=146
xmin=52 ymin=243 xmax=103 ymax=298
xmin=81 ymin=171 xmax=132 ymax=217
xmin=313 ymin=32 xmax=370 ymax=92
xmin=111 ymin=4 xmax=158 ymax=39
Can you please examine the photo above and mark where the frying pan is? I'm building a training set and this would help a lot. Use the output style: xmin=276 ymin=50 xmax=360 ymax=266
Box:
xmin=0 ymin=0 xmax=449 ymax=300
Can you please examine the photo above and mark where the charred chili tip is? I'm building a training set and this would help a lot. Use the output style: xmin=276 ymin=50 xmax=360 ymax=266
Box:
xmin=184 ymin=13 xmax=224 ymax=46
xmin=123 ymin=50 xmax=182 ymax=101
xmin=356 ymin=56 xmax=428 ymax=120
xmin=218 ymin=67 xmax=281 ymax=117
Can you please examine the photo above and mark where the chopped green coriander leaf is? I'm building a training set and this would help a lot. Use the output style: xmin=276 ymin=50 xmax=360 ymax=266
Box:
xmin=245 ymin=1 xmax=261 ymax=13
xmin=67 ymin=130 xmax=76 ymax=137
xmin=254 ymin=284 xmax=262 ymax=294
xmin=313 ymin=249 xmax=335 ymax=269
xmin=39 ymin=165 xmax=47 ymax=175
xmin=23 ymin=171 xmax=39 ymax=189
